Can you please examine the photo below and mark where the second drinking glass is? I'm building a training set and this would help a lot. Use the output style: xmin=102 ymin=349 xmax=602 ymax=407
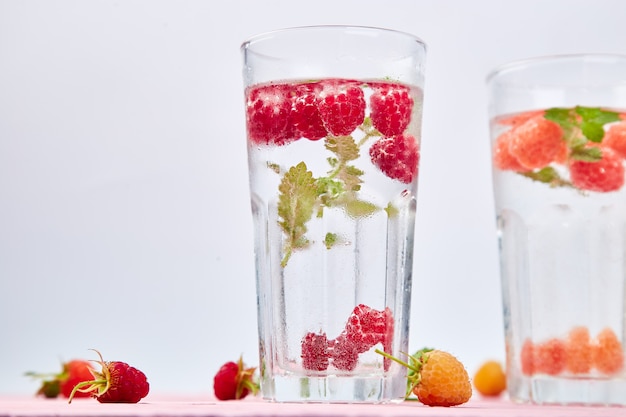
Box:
xmin=487 ymin=54 xmax=626 ymax=406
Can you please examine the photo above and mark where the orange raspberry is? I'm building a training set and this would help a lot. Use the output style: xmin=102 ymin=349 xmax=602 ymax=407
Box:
xmin=508 ymin=116 xmax=565 ymax=170
xmin=376 ymin=348 xmax=472 ymax=407
xmin=603 ymin=121 xmax=626 ymax=159
xmin=534 ymin=338 xmax=566 ymax=375
xmin=520 ymin=339 xmax=535 ymax=376
xmin=411 ymin=350 xmax=472 ymax=407
xmin=493 ymin=130 xmax=528 ymax=172
xmin=565 ymin=326 xmax=592 ymax=374
xmin=592 ymin=328 xmax=624 ymax=375
xmin=473 ymin=360 xmax=506 ymax=397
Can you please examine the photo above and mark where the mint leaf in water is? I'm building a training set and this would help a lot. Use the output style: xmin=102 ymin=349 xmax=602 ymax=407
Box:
xmin=570 ymin=145 xmax=603 ymax=162
xmin=325 ymin=136 xmax=363 ymax=192
xmin=344 ymin=199 xmax=378 ymax=218
xmin=544 ymin=107 xmax=575 ymax=127
xmin=323 ymin=233 xmax=338 ymax=249
xmin=521 ymin=167 xmax=573 ymax=188
xmin=545 ymin=106 xmax=619 ymax=143
xmin=575 ymin=106 xmax=620 ymax=126
xmin=278 ymin=162 xmax=318 ymax=267
xmin=576 ymin=106 xmax=620 ymax=143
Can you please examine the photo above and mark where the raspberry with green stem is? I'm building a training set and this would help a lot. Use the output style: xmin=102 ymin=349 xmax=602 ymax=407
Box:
xmin=376 ymin=347 xmax=472 ymax=407
xmin=68 ymin=349 xmax=149 ymax=404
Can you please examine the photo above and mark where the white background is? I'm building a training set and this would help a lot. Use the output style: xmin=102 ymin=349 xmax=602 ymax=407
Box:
xmin=1 ymin=0 xmax=625 ymax=397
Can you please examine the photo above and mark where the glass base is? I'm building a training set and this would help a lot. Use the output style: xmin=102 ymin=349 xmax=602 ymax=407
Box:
xmin=509 ymin=375 xmax=626 ymax=406
xmin=260 ymin=374 xmax=406 ymax=403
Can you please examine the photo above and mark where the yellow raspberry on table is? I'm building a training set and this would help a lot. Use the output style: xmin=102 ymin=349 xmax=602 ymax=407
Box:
xmin=412 ymin=350 xmax=472 ymax=407
xmin=473 ymin=360 xmax=506 ymax=397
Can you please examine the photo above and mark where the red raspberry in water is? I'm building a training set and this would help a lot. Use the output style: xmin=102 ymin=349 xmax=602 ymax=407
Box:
xmin=330 ymin=305 xmax=394 ymax=371
xmin=303 ymin=304 xmax=394 ymax=372
xmin=246 ymin=83 xmax=294 ymax=146
xmin=603 ymin=121 xmax=626 ymax=159
xmin=534 ymin=338 xmax=566 ymax=376
xmin=369 ymin=133 xmax=419 ymax=184
xmin=369 ymin=82 xmax=414 ymax=137
xmin=508 ymin=116 xmax=565 ymax=170
xmin=565 ymin=326 xmax=592 ymax=374
xmin=592 ymin=327 xmax=624 ymax=375
xmin=570 ymin=146 xmax=625 ymax=192
xmin=493 ymin=130 xmax=529 ymax=172
xmin=316 ymin=79 xmax=365 ymax=136
xmin=344 ymin=304 xmax=388 ymax=353
xmin=330 ymin=335 xmax=360 ymax=371
xmin=291 ymin=82 xmax=328 ymax=141
xmin=301 ymin=332 xmax=330 ymax=371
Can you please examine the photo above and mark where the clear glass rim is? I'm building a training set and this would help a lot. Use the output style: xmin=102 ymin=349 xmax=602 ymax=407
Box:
xmin=486 ymin=53 xmax=626 ymax=85
xmin=240 ymin=24 xmax=427 ymax=52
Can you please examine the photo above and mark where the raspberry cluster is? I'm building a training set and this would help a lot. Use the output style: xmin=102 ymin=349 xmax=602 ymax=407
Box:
xmin=301 ymin=304 xmax=394 ymax=372
xmin=520 ymin=326 xmax=624 ymax=377
xmin=493 ymin=112 xmax=626 ymax=192
xmin=246 ymin=78 xmax=419 ymax=184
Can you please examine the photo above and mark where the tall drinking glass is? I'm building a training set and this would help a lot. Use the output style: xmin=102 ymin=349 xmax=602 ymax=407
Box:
xmin=487 ymin=54 xmax=626 ymax=405
xmin=240 ymin=26 xmax=426 ymax=403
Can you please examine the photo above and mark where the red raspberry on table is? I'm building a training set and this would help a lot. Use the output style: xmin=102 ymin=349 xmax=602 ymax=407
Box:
xmin=59 ymin=360 xmax=97 ymax=399
xmin=592 ymin=327 xmax=624 ymax=375
xmin=291 ymin=82 xmax=328 ymax=141
xmin=602 ymin=121 xmax=626 ymax=159
xmin=508 ymin=116 xmax=565 ymax=170
xmin=369 ymin=133 xmax=419 ymax=184
xmin=570 ymin=146 xmax=625 ymax=192
xmin=68 ymin=350 xmax=149 ymax=404
xmin=301 ymin=331 xmax=330 ymax=371
xmin=369 ymin=82 xmax=414 ymax=137
xmin=213 ymin=356 xmax=259 ymax=400
xmin=246 ymin=83 xmax=295 ymax=146
xmin=96 ymin=361 xmax=149 ymax=403
xmin=27 ymin=359 xmax=95 ymax=399
xmin=316 ymin=79 xmax=365 ymax=136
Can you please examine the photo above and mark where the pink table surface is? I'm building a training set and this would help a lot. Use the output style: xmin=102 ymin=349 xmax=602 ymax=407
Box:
xmin=1 ymin=395 xmax=625 ymax=417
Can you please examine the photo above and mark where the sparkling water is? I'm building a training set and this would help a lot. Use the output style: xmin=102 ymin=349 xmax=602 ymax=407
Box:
xmin=491 ymin=112 xmax=626 ymax=405
xmin=246 ymin=80 xmax=422 ymax=402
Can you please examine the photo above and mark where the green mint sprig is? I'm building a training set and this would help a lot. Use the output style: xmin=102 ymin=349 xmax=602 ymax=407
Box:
xmin=277 ymin=123 xmax=384 ymax=267
xmin=520 ymin=167 xmax=573 ymax=189
xmin=544 ymin=106 xmax=620 ymax=161
xmin=520 ymin=106 xmax=620 ymax=188
xmin=278 ymin=162 xmax=318 ymax=267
